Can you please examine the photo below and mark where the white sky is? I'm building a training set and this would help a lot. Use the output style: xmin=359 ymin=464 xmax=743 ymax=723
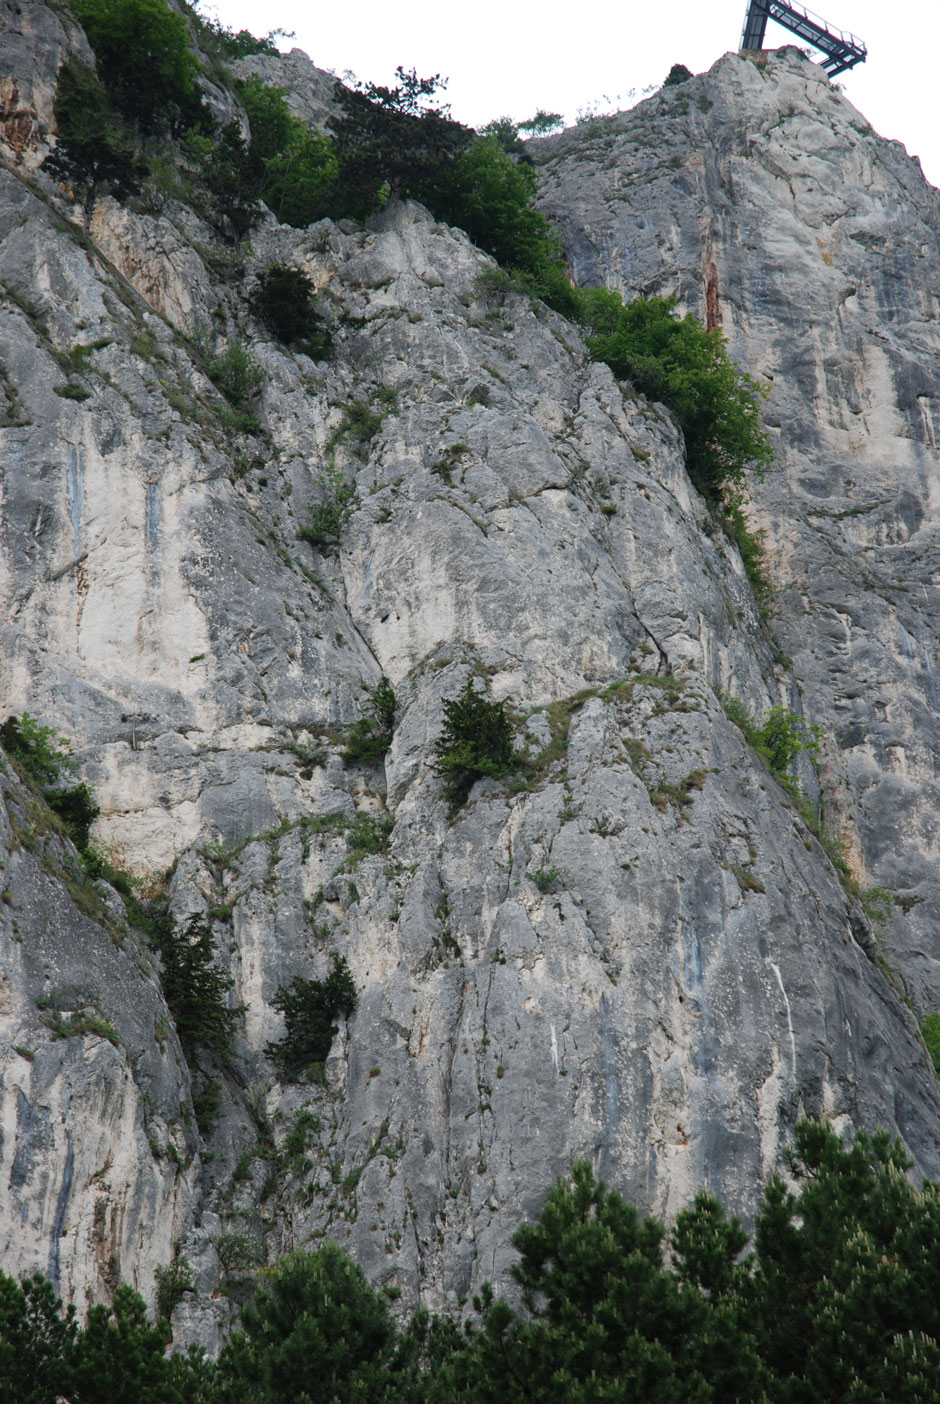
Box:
xmin=199 ymin=0 xmax=940 ymax=189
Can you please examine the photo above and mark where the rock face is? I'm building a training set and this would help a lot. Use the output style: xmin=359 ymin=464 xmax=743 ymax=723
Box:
xmin=535 ymin=45 xmax=940 ymax=1012
xmin=1 ymin=14 xmax=939 ymax=1336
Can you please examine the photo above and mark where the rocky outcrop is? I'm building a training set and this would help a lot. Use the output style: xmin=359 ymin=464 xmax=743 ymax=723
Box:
xmin=536 ymin=46 xmax=940 ymax=1014
xmin=1 ymin=14 xmax=939 ymax=1334
xmin=0 ymin=752 xmax=196 ymax=1312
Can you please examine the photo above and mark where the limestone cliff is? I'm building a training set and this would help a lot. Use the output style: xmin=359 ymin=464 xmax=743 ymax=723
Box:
xmin=1 ymin=10 xmax=939 ymax=1344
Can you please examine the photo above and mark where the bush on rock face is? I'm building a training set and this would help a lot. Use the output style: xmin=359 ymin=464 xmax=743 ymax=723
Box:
xmin=248 ymin=266 xmax=332 ymax=360
xmin=72 ymin=0 xmax=207 ymax=136
xmin=433 ymin=677 xmax=518 ymax=808
xmin=577 ymin=291 xmax=772 ymax=507
xmin=43 ymin=58 xmax=147 ymax=225
xmin=266 ymin=954 xmax=357 ymax=1080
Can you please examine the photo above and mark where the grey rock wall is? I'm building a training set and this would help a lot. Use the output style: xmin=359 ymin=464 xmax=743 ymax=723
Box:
xmin=1 ymin=15 xmax=939 ymax=1332
xmin=535 ymin=45 xmax=940 ymax=1013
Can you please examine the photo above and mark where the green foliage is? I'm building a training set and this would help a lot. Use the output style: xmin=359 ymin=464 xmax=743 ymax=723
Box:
xmin=43 ymin=58 xmax=146 ymax=223
xmin=722 ymin=496 xmax=773 ymax=603
xmin=189 ymin=9 xmax=286 ymax=61
xmin=218 ymin=1241 xmax=401 ymax=1404
xmin=1 ymin=713 xmax=100 ymax=850
xmin=751 ymin=1120 xmax=940 ymax=1400
xmin=346 ymin=812 xmax=394 ymax=865
xmin=530 ymin=865 xmax=560 ymax=893
xmin=921 ymin=1012 xmax=940 ymax=1076
xmin=577 ymin=291 xmax=772 ymax=506
xmin=266 ymin=954 xmax=357 ymax=1080
xmin=341 ymin=676 xmax=396 ymax=765
xmin=718 ymin=695 xmax=823 ymax=792
xmin=202 ymin=122 xmax=263 ymax=242
xmin=757 ymin=705 xmax=823 ymax=778
xmin=328 ymin=68 xmax=473 ymax=217
xmin=237 ymin=75 xmax=339 ymax=228
xmin=664 ymin=63 xmax=694 ymax=86
xmin=477 ymin=116 xmax=525 ymax=154
xmin=72 ymin=0 xmax=207 ymax=136
xmin=154 ymin=1257 xmax=195 ymax=1322
xmin=248 ymin=266 xmax=332 ymax=360
xmin=419 ymin=136 xmax=579 ymax=319
xmin=69 ymin=1284 xmax=191 ymax=1402
xmin=151 ymin=913 xmax=238 ymax=1061
xmin=433 ymin=677 xmax=518 ymax=808
xmin=0 ymin=1272 xmax=76 ymax=1404
xmin=1 ymin=713 xmax=76 ymax=789
xmin=297 ymin=463 xmax=356 ymax=550
xmin=207 ymin=342 xmax=263 ymax=409
xmin=192 ymin=1075 xmax=222 ymax=1136
xmin=4 ymin=1122 xmax=940 ymax=1401
xmin=518 ymin=109 xmax=564 ymax=136
xmin=0 ymin=1272 xmax=217 ymax=1403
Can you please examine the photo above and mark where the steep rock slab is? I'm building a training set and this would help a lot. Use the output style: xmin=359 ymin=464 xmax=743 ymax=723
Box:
xmin=0 ymin=25 xmax=939 ymax=1321
xmin=0 ymin=754 xmax=196 ymax=1310
xmin=536 ymin=47 xmax=940 ymax=1012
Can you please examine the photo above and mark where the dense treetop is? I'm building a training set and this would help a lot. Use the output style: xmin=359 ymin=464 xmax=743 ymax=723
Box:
xmin=3 ymin=1121 xmax=940 ymax=1401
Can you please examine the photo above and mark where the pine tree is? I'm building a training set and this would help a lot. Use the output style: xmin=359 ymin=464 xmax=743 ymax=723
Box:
xmin=42 ymin=59 xmax=146 ymax=229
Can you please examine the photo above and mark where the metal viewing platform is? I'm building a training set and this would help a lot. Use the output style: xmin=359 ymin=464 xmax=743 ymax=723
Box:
xmin=740 ymin=0 xmax=867 ymax=76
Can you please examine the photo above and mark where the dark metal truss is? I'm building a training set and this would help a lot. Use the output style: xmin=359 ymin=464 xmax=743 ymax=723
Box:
xmin=740 ymin=0 xmax=867 ymax=75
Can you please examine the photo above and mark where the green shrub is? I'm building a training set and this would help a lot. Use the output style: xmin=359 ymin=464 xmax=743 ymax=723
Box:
xmin=202 ymin=121 xmax=264 ymax=242
xmin=248 ymin=266 xmax=332 ymax=360
xmin=72 ymin=0 xmax=207 ymax=136
xmin=341 ymin=677 xmax=396 ymax=765
xmin=664 ymin=63 xmax=693 ymax=86
xmin=297 ymin=463 xmax=356 ymax=550
xmin=345 ymin=813 xmax=394 ymax=865
xmin=192 ymin=1075 xmax=221 ymax=1136
xmin=327 ymin=68 xmax=472 ymax=217
xmin=1 ymin=713 xmax=76 ymax=789
xmin=433 ymin=677 xmax=518 ymax=807
xmin=238 ymin=76 xmax=339 ymax=228
xmin=43 ymin=57 xmax=146 ymax=225
xmin=191 ymin=13 xmax=285 ymax=61
xmin=757 ymin=705 xmax=823 ymax=776
xmin=266 ymin=954 xmax=357 ymax=1080
xmin=207 ymin=342 xmax=263 ymax=408
xmin=419 ymin=136 xmax=579 ymax=319
xmin=151 ymin=912 xmax=239 ymax=1061
xmin=718 ymin=695 xmax=823 ymax=791
xmin=577 ymin=291 xmax=772 ymax=507
xmin=154 ymin=1258 xmax=194 ymax=1321
xmin=530 ymin=865 xmax=560 ymax=893
xmin=0 ymin=713 xmax=100 ymax=850
xmin=921 ymin=1014 xmax=940 ymax=1077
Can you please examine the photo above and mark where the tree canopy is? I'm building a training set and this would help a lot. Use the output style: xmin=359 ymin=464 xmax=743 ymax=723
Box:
xmin=327 ymin=68 xmax=473 ymax=217
xmin=3 ymin=1121 xmax=940 ymax=1401
xmin=577 ymin=290 xmax=773 ymax=505
xmin=43 ymin=58 xmax=146 ymax=226
xmin=72 ymin=0 xmax=207 ymax=136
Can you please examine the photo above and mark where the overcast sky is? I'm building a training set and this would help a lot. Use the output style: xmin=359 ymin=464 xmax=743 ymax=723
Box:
xmin=200 ymin=0 xmax=940 ymax=189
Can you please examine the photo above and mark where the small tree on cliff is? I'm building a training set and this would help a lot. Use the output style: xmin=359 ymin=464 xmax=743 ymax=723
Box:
xmin=43 ymin=59 xmax=146 ymax=229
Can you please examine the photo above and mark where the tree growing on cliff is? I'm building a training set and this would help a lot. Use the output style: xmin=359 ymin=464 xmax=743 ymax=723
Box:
xmin=151 ymin=912 xmax=239 ymax=1061
xmin=237 ymin=75 xmax=338 ymax=228
xmin=43 ymin=59 xmax=146 ymax=228
xmin=328 ymin=67 xmax=473 ymax=216
xmin=418 ymin=136 xmax=579 ymax=318
xmin=577 ymin=290 xmax=772 ymax=507
xmin=433 ymin=677 xmax=518 ymax=807
xmin=72 ymin=0 xmax=207 ymax=136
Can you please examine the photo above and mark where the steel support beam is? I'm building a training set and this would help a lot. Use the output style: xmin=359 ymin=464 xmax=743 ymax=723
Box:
xmin=740 ymin=0 xmax=867 ymax=75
